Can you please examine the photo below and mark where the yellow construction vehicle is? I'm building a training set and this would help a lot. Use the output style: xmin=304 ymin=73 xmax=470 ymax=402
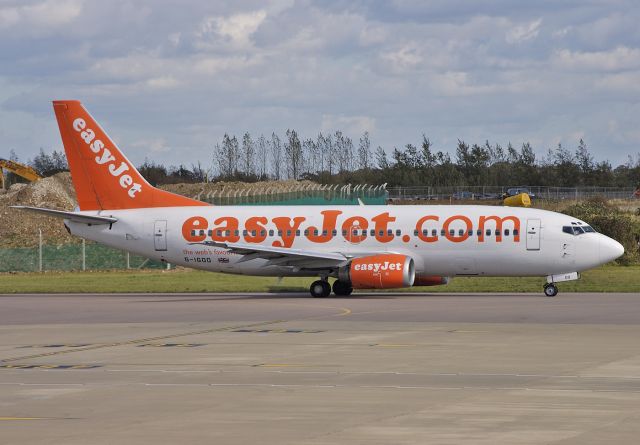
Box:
xmin=0 ymin=158 xmax=42 ymax=190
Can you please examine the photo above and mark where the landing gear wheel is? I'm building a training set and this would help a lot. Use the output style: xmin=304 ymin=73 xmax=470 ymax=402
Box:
xmin=332 ymin=280 xmax=353 ymax=296
xmin=310 ymin=280 xmax=331 ymax=298
xmin=544 ymin=283 xmax=558 ymax=297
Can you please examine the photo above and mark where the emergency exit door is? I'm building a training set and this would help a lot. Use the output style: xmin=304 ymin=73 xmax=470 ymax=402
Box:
xmin=154 ymin=220 xmax=167 ymax=251
xmin=526 ymin=219 xmax=541 ymax=251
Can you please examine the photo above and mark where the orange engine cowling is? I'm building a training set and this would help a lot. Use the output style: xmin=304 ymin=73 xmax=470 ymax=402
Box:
xmin=339 ymin=254 xmax=415 ymax=289
xmin=413 ymin=275 xmax=450 ymax=286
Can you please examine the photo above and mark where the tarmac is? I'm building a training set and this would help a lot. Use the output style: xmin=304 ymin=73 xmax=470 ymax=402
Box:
xmin=2 ymin=292 xmax=640 ymax=444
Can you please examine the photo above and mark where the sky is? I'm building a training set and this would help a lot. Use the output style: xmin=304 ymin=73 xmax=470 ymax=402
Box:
xmin=1 ymin=0 xmax=639 ymax=169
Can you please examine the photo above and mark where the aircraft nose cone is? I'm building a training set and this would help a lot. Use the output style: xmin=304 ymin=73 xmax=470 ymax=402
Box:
xmin=600 ymin=236 xmax=624 ymax=263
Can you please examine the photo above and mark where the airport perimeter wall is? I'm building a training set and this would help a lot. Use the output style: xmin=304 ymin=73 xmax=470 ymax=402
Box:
xmin=388 ymin=185 xmax=638 ymax=201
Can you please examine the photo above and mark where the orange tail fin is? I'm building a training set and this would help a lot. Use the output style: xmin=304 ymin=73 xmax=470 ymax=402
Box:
xmin=53 ymin=100 xmax=207 ymax=210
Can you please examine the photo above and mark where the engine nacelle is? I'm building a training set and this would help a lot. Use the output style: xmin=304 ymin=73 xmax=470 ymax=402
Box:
xmin=413 ymin=275 xmax=450 ymax=286
xmin=339 ymin=254 xmax=415 ymax=289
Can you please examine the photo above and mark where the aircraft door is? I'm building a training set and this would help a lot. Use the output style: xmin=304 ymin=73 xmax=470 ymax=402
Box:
xmin=154 ymin=220 xmax=167 ymax=251
xmin=561 ymin=240 xmax=575 ymax=266
xmin=526 ymin=219 xmax=541 ymax=250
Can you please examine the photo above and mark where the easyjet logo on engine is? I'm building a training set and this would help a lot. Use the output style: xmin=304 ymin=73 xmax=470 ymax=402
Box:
xmin=72 ymin=118 xmax=142 ymax=198
xmin=353 ymin=261 xmax=403 ymax=273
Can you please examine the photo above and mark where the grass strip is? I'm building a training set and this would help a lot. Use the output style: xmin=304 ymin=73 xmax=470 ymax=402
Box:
xmin=0 ymin=265 xmax=638 ymax=294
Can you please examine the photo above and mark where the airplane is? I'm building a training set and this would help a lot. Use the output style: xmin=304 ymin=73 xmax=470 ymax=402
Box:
xmin=12 ymin=100 xmax=624 ymax=298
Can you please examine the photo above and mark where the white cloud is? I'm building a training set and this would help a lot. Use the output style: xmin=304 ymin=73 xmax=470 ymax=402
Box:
xmin=321 ymin=115 xmax=376 ymax=136
xmin=0 ymin=0 xmax=82 ymax=29
xmin=506 ymin=18 xmax=542 ymax=44
xmin=197 ymin=10 xmax=266 ymax=49
xmin=553 ymin=46 xmax=640 ymax=71
xmin=381 ymin=45 xmax=423 ymax=72
xmin=146 ymin=76 xmax=180 ymax=90
xmin=131 ymin=138 xmax=170 ymax=154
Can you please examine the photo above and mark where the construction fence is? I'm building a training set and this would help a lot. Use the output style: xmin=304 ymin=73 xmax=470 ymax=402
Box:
xmin=0 ymin=237 xmax=168 ymax=273
xmin=195 ymin=183 xmax=388 ymax=205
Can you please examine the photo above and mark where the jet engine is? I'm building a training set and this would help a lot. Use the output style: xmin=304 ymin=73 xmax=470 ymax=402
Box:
xmin=338 ymin=254 xmax=415 ymax=289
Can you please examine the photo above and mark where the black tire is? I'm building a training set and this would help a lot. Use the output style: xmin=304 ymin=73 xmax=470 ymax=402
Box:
xmin=310 ymin=280 xmax=331 ymax=298
xmin=544 ymin=283 xmax=558 ymax=297
xmin=332 ymin=280 xmax=353 ymax=296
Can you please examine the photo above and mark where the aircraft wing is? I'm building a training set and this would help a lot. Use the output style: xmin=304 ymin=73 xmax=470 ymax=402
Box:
xmin=11 ymin=206 xmax=117 ymax=225
xmin=195 ymin=240 xmax=351 ymax=269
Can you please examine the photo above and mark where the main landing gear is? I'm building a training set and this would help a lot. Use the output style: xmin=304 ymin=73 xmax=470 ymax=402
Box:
xmin=332 ymin=280 xmax=353 ymax=296
xmin=309 ymin=279 xmax=353 ymax=297
xmin=544 ymin=283 xmax=558 ymax=297
xmin=310 ymin=280 xmax=331 ymax=298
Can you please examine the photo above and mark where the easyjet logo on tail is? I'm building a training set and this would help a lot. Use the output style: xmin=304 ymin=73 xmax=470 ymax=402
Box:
xmin=72 ymin=118 xmax=142 ymax=198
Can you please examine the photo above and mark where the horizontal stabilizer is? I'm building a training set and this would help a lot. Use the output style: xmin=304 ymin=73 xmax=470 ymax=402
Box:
xmin=11 ymin=206 xmax=117 ymax=225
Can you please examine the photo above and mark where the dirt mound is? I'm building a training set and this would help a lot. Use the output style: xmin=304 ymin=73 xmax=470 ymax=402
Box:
xmin=0 ymin=173 xmax=78 ymax=248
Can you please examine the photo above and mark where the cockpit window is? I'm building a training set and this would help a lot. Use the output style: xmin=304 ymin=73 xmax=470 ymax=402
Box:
xmin=563 ymin=225 xmax=596 ymax=235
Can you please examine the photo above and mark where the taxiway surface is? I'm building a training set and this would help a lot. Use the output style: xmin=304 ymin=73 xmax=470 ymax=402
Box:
xmin=2 ymin=292 xmax=640 ymax=444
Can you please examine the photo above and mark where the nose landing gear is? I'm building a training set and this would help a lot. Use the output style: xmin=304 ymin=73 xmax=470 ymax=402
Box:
xmin=544 ymin=283 xmax=558 ymax=297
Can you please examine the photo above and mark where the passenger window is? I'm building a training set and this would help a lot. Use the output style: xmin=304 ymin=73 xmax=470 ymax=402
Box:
xmin=278 ymin=230 xmax=282 ymax=236
xmin=217 ymin=230 xmax=222 ymax=236
xmin=505 ymin=229 xmax=510 ymax=236
xmin=207 ymin=230 xmax=213 ymax=236
xmin=476 ymin=229 xmax=482 ymax=236
xmin=199 ymin=230 xmax=205 ymax=236
xmin=379 ymin=230 xmax=384 ymax=236
xmin=422 ymin=229 xmax=428 ymax=236
xmin=332 ymin=230 xmax=337 ymax=236
xmin=313 ymin=229 xmax=319 ymax=236
xmin=387 ymin=229 xmax=393 ymax=236
xmin=432 ymin=229 xmax=437 ymax=237
xmin=396 ymin=229 xmax=402 ymax=236
xmin=414 ymin=230 xmax=419 ymax=236
xmin=513 ymin=229 xmax=519 ymax=236
xmin=304 ymin=229 xmax=309 ymax=236
xmin=370 ymin=229 xmax=375 ymax=236
xmin=440 ymin=229 xmax=445 ymax=236
xmin=234 ymin=230 xmax=240 ymax=236
xmin=191 ymin=230 xmax=196 ymax=236
xmin=449 ymin=229 xmax=455 ymax=236
xmin=242 ymin=230 xmax=248 ymax=236
xmin=260 ymin=230 xmax=265 ymax=236
xmin=342 ymin=230 xmax=347 ymax=236
xmin=269 ymin=229 xmax=274 ymax=237
xmin=287 ymin=230 xmax=291 ymax=236
xmin=353 ymin=230 xmax=358 ymax=236
xmin=486 ymin=229 xmax=492 ymax=236
xmin=322 ymin=230 xmax=327 ymax=236
xmin=468 ymin=230 xmax=473 ymax=236
xmin=251 ymin=230 xmax=257 ymax=236
xmin=495 ymin=230 xmax=501 ymax=236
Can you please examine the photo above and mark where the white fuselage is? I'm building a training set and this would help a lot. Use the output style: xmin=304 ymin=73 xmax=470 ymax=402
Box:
xmin=65 ymin=205 xmax=623 ymax=279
